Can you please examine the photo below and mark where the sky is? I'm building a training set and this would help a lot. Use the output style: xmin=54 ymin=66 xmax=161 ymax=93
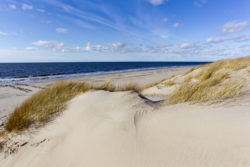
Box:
xmin=0 ymin=0 xmax=250 ymax=62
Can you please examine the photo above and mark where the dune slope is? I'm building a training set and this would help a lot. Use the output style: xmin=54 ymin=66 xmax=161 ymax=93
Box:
xmin=1 ymin=90 xmax=250 ymax=167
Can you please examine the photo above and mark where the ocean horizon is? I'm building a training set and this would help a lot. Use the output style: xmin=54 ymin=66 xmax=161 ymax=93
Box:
xmin=0 ymin=62 xmax=209 ymax=85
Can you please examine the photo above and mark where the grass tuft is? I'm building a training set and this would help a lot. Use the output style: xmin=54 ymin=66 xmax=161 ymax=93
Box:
xmin=93 ymin=81 xmax=116 ymax=92
xmin=165 ymin=80 xmax=175 ymax=87
xmin=184 ymin=75 xmax=192 ymax=83
xmin=5 ymin=81 xmax=91 ymax=132
xmin=0 ymin=141 xmax=3 ymax=152
xmin=117 ymin=83 xmax=140 ymax=92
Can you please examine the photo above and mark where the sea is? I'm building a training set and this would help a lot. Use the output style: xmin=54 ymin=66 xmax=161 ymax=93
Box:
xmin=0 ymin=62 xmax=209 ymax=85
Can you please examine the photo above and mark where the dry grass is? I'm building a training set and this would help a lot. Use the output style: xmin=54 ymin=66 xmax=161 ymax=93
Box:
xmin=93 ymin=81 xmax=116 ymax=92
xmin=93 ymin=81 xmax=140 ymax=92
xmin=0 ymin=141 xmax=3 ymax=152
xmin=5 ymin=81 xmax=91 ymax=132
xmin=165 ymin=80 xmax=175 ymax=87
xmin=184 ymin=75 xmax=192 ymax=83
xmin=117 ymin=83 xmax=140 ymax=92
xmin=167 ymin=56 xmax=249 ymax=104
xmin=168 ymin=77 xmax=243 ymax=104
xmin=138 ymin=81 xmax=161 ymax=93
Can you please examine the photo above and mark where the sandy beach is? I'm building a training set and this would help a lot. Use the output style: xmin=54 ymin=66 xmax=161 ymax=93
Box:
xmin=0 ymin=58 xmax=250 ymax=167
xmin=0 ymin=67 xmax=189 ymax=131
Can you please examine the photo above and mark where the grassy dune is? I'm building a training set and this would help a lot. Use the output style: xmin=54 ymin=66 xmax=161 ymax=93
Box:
xmin=168 ymin=56 xmax=250 ymax=104
xmin=4 ymin=81 xmax=141 ymax=132
xmin=5 ymin=81 xmax=91 ymax=132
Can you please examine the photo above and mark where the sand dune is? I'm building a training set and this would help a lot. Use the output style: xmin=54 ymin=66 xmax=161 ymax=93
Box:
xmin=1 ymin=90 xmax=250 ymax=167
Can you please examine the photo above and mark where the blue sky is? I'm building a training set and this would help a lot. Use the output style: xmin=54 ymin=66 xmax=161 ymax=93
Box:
xmin=0 ymin=0 xmax=249 ymax=62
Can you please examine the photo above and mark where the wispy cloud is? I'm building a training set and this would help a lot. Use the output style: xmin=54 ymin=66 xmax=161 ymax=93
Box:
xmin=37 ymin=9 xmax=45 ymax=13
xmin=180 ymin=43 xmax=194 ymax=49
xmin=84 ymin=42 xmax=140 ymax=53
xmin=162 ymin=17 xmax=168 ymax=23
xmin=233 ymin=35 xmax=250 ymax=42
xmin=148 ymin=0 xmax=166 ymax=6
xmin=25 ymin=47 xmax=39 ymax=51
xmin=0 ymin=32 xmax=7 ymax=36
xmin=207 ymin=35 xmax=250 ymax=44
xmin=207 ymin=37 xmax=224 ymax=43
xmin=194 ymin=0 xmax=207 ymax=7
xmin=173 ymin=23 xmax=180 ymax=28
xmin=9 ymin=4 xmax=16 ymax=9
xmin=222 ymin=21 xmax=248 ymax=34
xmin=42 ymin=0 xmax=123 ymax=32
xmin=22 ymin=4 xmax=33 ymax=10
xmin=32 ymin=40 xmax=64 ymax=52
xmin=56 ymin=28 xmax=68 ymax=33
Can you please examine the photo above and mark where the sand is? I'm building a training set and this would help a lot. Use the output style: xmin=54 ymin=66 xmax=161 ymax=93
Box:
xmin=0 ymin=67 xmax=189 ymax=130
xmin=1 ymin=65 xmax=250 ymax=167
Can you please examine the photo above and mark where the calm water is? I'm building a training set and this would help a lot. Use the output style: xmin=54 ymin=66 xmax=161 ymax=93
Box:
xmin=0 ymin=62 xmax=209 ymax=85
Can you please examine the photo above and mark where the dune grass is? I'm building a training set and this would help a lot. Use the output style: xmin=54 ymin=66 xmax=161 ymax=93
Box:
xmin=0 ymin=141 xmax=3 ymax=152
xmin=184 ymin=75 xmax=192 ymax=83
xmin=3 ymin=80 xmax=142 ymax=133
xmin=165 ymin=80 xmax=175 ymax=87
xmin=138 ymin=82 xmax=160 ymax=93
xmin=117 ymin=83 xmax=140 ymax=92
xmin=167 ymin=56 xmax=249 ymax=104
xmin=168 ymin=76 xmax=242 ymax=104
xmin=93 ymin=81 xmax=116 ymax=92
xmin=5 ymin=81 xmax=91 ymax=132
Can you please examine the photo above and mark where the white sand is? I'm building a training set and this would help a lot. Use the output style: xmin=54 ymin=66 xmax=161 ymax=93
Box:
xmin=1 ymin=90 xmax=250 ymax=167
xmin=1 ymin=65 xmax=250 ymax=167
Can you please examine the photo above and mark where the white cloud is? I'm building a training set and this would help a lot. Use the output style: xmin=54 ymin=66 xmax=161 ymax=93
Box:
xmin=207 ymin=37 xmax=224 ymax=43
xmin=84 ymin=42 xmax=92 ymax=51
xmin=22 ymin=4 xmax=33 ymax=10
xmin=180 ymin=43 xmax=193 ymax=49
xmin=25 ymin=47 xmax=39 ymax=51
xmin=148 ymin=0 xmax=166 ymax=6
xmin=0 ymin=32 xmax=7 ymax=36
xmin=173 ymin=23 xmax=180 ymax=28
xmin=194 ymin=0 xmax=207 ymax=7
xmin=62 ymin=46 xmax=81 ymax=52
xmin=56 ymin=28 xmax=68 ymax=33
xmin=162 ymin=17 xmax=168 ymax=23
xmin=233 ymin=35 xmax=250 ymax=42
xmin=32 ymin=40 xmax=64 ymax=51
xmin=84 ymin=42 xmax=140 ymax=53
xmin=37 ymin=9 xmax=45 ymax=13
xmin=9 ymin=4 xmax=16 ymax=9
xmin=222 ymin=21 xmax=248 ymax=34
xmin=206 ymin=35 xmax=250 ymax=44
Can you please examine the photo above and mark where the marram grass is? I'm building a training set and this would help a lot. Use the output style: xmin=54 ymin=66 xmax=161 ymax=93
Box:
xmin=167 ymin=56 xmax=249 ymax=104
xmin=5 ymin=81 xmax=91 ymax=132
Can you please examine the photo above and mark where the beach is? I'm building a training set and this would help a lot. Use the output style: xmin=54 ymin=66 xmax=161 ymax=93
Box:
xmin=0 ymin=67 xmax=190 ymax=131
xmin=0 ymin=59 xmax=250 ymax=167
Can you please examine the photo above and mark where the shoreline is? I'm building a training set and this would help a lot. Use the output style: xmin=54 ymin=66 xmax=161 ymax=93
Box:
xmin=0 ymin=65 xmax=196 ymax=86
xmin=0 ymin=66 xmax=191 ymax=130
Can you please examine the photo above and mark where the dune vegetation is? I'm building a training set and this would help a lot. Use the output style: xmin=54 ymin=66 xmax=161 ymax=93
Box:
xmin=167 ymin=56 xmax=250 ymax=104
xmin=4 ymin=81 xmax=142 ymax=133
xmin=5 ymin=81 xmax=91 ymax=132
